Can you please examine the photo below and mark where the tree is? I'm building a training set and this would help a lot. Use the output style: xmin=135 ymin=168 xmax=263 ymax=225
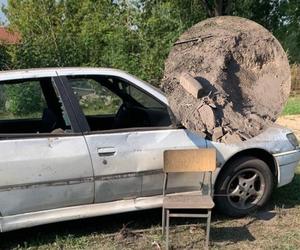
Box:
xmin=199 ymin=0 xmax=300 ymax=63
xmin=4 ymin=82 xmax=43 ymax=115
xmin=0 ymin=44 xmax=10 ymax=70
xmin=272 ymin=0 xmax=300 ymax=63
xmin=201 ymin=0 xmax=232 ymax=16
xmin=0 ymin=45 xmax=9 ymax=110
xmin=135 ymin=1 xmax=187 ymax=84
xmin=3 ymin=0 xmax=143 ymax=113
xmin=3 ymin=0 xmax=300 ymax=80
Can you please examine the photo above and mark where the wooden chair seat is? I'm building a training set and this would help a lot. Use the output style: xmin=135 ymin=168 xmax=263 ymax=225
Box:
xmin=163 ymin=195 xmax=215 ymax=209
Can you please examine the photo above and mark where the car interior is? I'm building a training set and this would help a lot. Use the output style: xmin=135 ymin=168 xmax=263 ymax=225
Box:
xmin=68 ymin=75 xmax=172 ymax=131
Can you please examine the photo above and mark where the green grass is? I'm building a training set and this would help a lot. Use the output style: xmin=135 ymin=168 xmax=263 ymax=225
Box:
xmin=1 ymin=166 xmax=300 ymax=250
xmin=282 ymin=96 xmax=300 ymax=115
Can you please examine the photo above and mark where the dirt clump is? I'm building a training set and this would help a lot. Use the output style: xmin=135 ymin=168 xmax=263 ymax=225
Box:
xmin=162 ymin=16 xmax=291 ymax=143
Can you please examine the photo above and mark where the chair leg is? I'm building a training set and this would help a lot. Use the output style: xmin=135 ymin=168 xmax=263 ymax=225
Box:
xmin=162 ymin=207 xmax=165 ymax=235
xmin=166 ymin=209 xmax=170 ymax=250
xmin=205 ymin=210 xmax=212 ymax=250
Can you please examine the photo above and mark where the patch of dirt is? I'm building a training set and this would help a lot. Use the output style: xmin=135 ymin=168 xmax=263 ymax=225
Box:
xmin=277 ymin=115 xmax=300 ymax=139
xmin=162 ymin=16 xmax=291 ymax=143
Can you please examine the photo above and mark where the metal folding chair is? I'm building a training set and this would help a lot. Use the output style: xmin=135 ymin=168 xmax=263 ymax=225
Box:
xmin=162 ymin=148 xmax=216 ymax=250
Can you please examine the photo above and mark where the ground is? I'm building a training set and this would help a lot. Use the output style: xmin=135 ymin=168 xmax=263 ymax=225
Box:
xmin=0 ymin=115 xmax=300 ymax=250
xmin=277 ymin=114 xmax=300 ymax=139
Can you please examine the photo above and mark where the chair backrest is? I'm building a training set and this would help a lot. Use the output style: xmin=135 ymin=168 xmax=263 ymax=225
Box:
xmin=163 ymin=149 xmax=216 ymax=173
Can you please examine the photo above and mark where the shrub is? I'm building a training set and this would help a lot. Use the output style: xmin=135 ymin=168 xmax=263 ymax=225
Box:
xmin=4 ymin=82 xmax=43 ymax=115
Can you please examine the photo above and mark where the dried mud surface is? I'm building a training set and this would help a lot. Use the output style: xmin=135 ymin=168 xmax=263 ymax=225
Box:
xmin=162 ymin=16 xmax=291 ymax=143
xmin=277 ymin=115 xmax=300 ymax=139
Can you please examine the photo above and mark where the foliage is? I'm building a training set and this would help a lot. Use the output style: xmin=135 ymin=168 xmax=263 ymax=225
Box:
xmin=0 ymin=44 xmax=10 ymax=70
xmin=230 ymin=0 xmax=300 ymax=63
xmin=4 ymin=82 xmax=44 ymax=115
xmin=282 ymin=96 xmax=300 ymax=116
xmin=3 ymin=0 xmax=300 ymax=77
xmin=0 ymin=0 xmax=299 ymax=114
xmin=0 ymin=45 xmax=9 ymax=111
xmin=3 ymin=1 xmax=186 ymax=85
xmin=135 ymin=1 xmax=185 ymax=84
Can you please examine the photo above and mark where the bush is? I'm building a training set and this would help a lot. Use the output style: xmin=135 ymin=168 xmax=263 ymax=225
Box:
xmin=0 ymin=45 xmax=9 ymax=70
xmin=4 ymin=82 xmax=43 ymax=115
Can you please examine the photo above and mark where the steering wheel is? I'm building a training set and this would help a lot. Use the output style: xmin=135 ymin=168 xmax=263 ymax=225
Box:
xmin=113 ymin=102 xmax=152 ymax=129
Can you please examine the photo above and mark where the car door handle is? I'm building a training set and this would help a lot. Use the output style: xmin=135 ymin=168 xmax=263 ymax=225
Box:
xmin=97 ymin=147 xmax=116 ymax=157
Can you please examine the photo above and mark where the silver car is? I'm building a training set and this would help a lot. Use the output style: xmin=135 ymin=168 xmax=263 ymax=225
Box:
xmin=0 ymin=67 xmax=299 ymax=232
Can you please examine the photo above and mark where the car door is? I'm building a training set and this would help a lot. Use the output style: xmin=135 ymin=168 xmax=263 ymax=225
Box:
xmin=82 ymin=129 xmax=206 ymax=201
xmin=0 ymin=77 xmax=94 ymax=216
xmin=59 ymin=75 xmax=142 ymax=202
xmin=60 ymin=74 xmax=207 ymax=203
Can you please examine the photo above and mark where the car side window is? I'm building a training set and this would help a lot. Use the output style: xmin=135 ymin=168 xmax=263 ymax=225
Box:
xmin=67 ymin=75 xmax=172 ymax=132
xmin=120 ymin=82 xmax=164 ymax=109
xmin=0 ymin=80 xmax=47 ymax=120
xmin=70 ymin=78 xmax=123 ymax=116
xmin=0 ymin=78 xmax=72 ymax=134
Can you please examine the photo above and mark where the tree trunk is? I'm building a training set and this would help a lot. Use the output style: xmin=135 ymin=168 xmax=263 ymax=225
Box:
xmin=201 ymin=0 xmax=232 ymax=17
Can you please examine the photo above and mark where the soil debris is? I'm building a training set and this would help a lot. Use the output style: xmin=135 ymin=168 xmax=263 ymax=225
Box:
xmin=162 ymin=16 xmax=291 ymax=143
xmin=198 ymin=104 xmax=215 ymax=132
xmin=114 ymin=223 xmax=137 ymax=241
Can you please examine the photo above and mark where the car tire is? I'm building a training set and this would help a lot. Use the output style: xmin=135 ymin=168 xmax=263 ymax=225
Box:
xmin=215 ymin=156 xmax=274 ymax=217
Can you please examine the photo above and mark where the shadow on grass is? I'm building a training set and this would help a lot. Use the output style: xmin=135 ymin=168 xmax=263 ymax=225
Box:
xmin=0 ymin=209 xmax=256 ymax=249
xmin=1 ymin=173 xmax=299 ymax=249
xmin=270 ymin=172 xmax=300 ymax=208
xmin=211 ymin=225 xmax=255 ymax=243
xmin=0 ymin=209 xmax=163 ymax=249
xmin=0 ymin=209 xmax=257 ymax=249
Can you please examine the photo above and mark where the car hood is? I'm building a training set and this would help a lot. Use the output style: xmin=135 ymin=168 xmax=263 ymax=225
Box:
xmin=204 ymin=124 xmax=295 ymax=163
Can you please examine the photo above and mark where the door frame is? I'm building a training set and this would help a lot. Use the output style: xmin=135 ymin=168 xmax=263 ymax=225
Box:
xmin=0 ymin=76 xmax=96 ymax=216
xmin=52 ymin=76 xmax=90 ymax=133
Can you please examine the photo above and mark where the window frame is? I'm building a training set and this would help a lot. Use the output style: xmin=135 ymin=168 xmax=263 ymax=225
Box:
xmin=0 ymin=76 xmax=83 ymax=139
xmin=60 ymin=75 xmax=177 ymax=134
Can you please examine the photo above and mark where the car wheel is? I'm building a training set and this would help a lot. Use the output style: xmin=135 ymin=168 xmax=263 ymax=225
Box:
xmin=215 ymin=156 xmax=274 ymax=217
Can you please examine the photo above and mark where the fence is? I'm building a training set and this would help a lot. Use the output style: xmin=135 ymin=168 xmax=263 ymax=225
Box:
xmin=291 ymin=64 xmax=300 ymax=96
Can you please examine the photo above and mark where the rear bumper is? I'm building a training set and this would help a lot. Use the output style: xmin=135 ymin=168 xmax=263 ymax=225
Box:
xmin=273 ymin=149 xmax=300 ymax=187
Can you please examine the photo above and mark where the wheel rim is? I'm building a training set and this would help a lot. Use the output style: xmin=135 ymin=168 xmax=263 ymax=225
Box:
xmin=226 ymin=168 xmax=266 ymax=210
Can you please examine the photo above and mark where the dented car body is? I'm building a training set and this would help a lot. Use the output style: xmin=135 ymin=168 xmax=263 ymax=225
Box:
xmin=0 ymin=68 xmax=299 ymax=232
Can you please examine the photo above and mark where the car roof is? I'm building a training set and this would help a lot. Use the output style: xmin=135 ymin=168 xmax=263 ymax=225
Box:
xmin=0 ymin=67 xmax=168 ymax=104
xmin=0 ymin=67 xmax=139 ymax=80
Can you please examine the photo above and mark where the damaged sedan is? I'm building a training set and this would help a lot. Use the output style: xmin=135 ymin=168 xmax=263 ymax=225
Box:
xmin=0 ymin=68 xmax=299 ymax=232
